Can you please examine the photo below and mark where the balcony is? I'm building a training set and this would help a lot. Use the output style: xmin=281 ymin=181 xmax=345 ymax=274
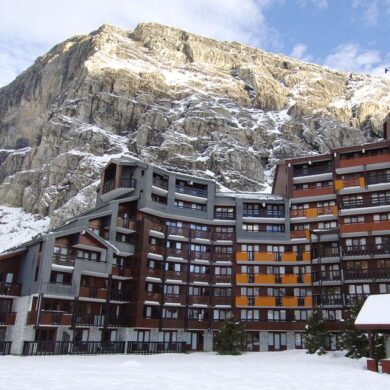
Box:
xmin=74 ymin=314 xmax=105 ymax=327
xmin=335 ymin=177 xmax=365 ymax=190
xmin=254 ymin=274 xmax=276 ymax=284
xmin=52 ymin=253 xmax=75 ymax=267
xmin=165 ymin=270 xmax=185 ymax=281
xmin=192 ymin=229 xmax=212 ymax=240
xmin=27 ymin=311 xmax=73 ymax=326
xmin=144 ymin=292 xmax=162 ymax=302
xmin=146 ymin=268 xmax=163 ymax=279
xmin=191 ymin=251 xmax=211 ymax=261
xmin=342 ymin=244 xmax=390 ymax=257
xmin=339 ymin=152 xmax=390 ymax=168
xmin=166 ymin=248 xmax=185 ymax=258
xmin=312 ymin=270 xmax=341 ymax=282
xmin=148 ymin=245 xmax=165 ymax=256
xmin=112 ymin=264 xmax=132 ymax=278
xmin=0 ymin=282 xmax=21 ymax=296
xmin=343 ymin=268 xmax=390 ymax=281
xmin=367 ymin=172 xmax=390 ymax=185
xmin=214 ymin=252 xmax=233 ymax=261
xmin=214 ymin=211 xmax=235 ymax=220
xmin=281 ymin=296 xmax=298 ymax=307
xmin=212 ymin=296 xmax=232 ymax=306
xmin=117 ymin=218 xmax=137 ymax=231
xmin=110 ymin=289 xmax=131 ymax=301
xmin=175 ymin=185 xmax=207 ymax=198
xmin=281 ymin=275 xmax=298 ymax=284
xmin=188 ymin=296 xmax=209 ymax=305
xmin=344 ymin=293 xmax=369 ymax=306
xmin=0 ymin=312 xmax=16 ymax=325
xmin=167 ymin=226 xmax=188 ymax=237
xmin=213 ymin=231 xmax=234 ymax=241
xmin=340 ymin=221 xmax=390 ymax=234
xmin=214 ymin=274 xmax=232 ymax=283
xmin=189 ymin=272 xmax=210 ymax=283
xmin=312 ymin=247 xmax=340 ymax=258
xmin=313 ymin=294 xmax=343 ymax=306
xmin=79 ymin=286 xmax=108 ymax=300
xmin=243 ymin=210 xmax=285 ymax=218
xmin=164 ymin=294 xmax=186 ymax=305
xmin=152 ymin=177 xmax=169 ymax=190
xmin=290 ymin=230 xmax=310 ymax=240
xmin=102 ymin=178 xmax=136 ymax=195
xmin=291 ymin=207 xmax=337 ymax=219
xmin=293 ymin=165 xmax=332 ymax=177
xmin=341 ymin=195 xmax=390 ymax=209
xmin=292 ymin=186 xmax=334 ymax=198
xmin=127 ymin=341 xmax=186 ymax=354
xmin=254 ymin=296 xmax=276 ymax=307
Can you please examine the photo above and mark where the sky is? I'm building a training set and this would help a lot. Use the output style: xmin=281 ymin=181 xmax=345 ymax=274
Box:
xmin=0 ymin=0 xmax=389 ymax=87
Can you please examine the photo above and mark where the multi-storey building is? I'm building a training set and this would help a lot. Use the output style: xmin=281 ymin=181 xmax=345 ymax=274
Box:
xmin=0 ymin=115 xmax=389 ymax=355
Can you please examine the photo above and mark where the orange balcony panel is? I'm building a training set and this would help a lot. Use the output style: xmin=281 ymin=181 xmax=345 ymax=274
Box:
xmin=281 ymin=252 xmax=297 ymax=262
xmin=254 ymin=252 xmax=275 ymax=261
xmin=304 ymin=296 xmax=313 ymax=307
xmin=254 ymin=274 xmax=276 ymax=284
xmin=359 ymin=177 xmax=365 ymax=187
xmin=302 ymin=251 xmax=311 ymax=261
xmin=282 ymin=297 xmax=298 ymax=307
xmin=255 ymin=296 xmax=276 ymax=307
xmin=281 ymin=274 xmax=298 ymax=284
xmin=339 ymin=153 xmax=390 ymax=168
xmin=236 ymin=274 xmax=249 ymax=284
xmin=306 ymin=208 xmax=318 ymax=218
xmin=235 ymin=296 xmax=248 ymax=306
xmin=303 ymin=274 xmax=312 ymax=284
xmin=332 ymin=205 xmax=338 ymax=215
xmin=334 ymin=180 xmax=343 ymax=191
xmin=236 ymin=252 xmax=248 ymax=261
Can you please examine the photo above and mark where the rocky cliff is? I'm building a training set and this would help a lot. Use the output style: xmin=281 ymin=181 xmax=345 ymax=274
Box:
xmin=0 ymin=22 xmax=389 ymax=230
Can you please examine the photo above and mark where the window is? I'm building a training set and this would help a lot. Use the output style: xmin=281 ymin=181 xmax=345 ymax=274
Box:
xmin=76 ymin=250 xmax=101 ymax=262
xmin=240 ymin=309 xmax=260 ymax=321
xmin=213 ymin=310 xmax=232 ymax=321
xmin=214 ymin=207 xmax=235 ymax=219
xmin=162 ymin=307 xmax=179 ymax=319
xmin=267 ymin=310 xmax=286 ymax=322
xmin=344 ymin=216 xmax=365 ymax=224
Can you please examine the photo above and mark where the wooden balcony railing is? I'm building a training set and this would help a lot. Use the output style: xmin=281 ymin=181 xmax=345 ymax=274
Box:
xmin=188 ymin=296 xmax=209 ymax=305
xmin=189 ymin=272 xmax=210 ymax=283
xmin=112 ymin=264 xmax=132 ymax=278
xmin=146 ymin=269 xmax=164 ymax=279
xmin=0 ymin=312 xmax=16 ymax=325
xmin=164 ymin=294 xmax=186 ymax=304
xmin=79 ymin=286 xmax=108 ymax=299
xmin=0 ymin=282 xmax=21 ymax=296
xmin=213 ymin=231 xmax=234 ymax=240
xmin=52 ymin=253 xmax=75 ymax=266
xmin=343 ymin=268 xmax=390 ymax=281
xmin=148 ymin=245 xmax=164 ymax=256
xmin=144 ymin=292 xmax=162 ymax=302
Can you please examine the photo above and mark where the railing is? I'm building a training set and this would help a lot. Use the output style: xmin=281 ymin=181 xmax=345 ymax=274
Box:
xmin=175 ymin=185 xmax=207 ymax=198
xmin=188 ymin=295 xmax=209 ymax=305
xmin=0 ymin=341 xmax=12 ymax=355
xmin=341 ymin=196 xmax=390 ymax=209
xmin=174 ymin=203 xmax=207 ymax=212
xmin=52 ymin=253 xmax=75 ymax=266
xmin=74 ymin=314 xmax=105 ymax=327
xmin=293 ymin=165 xmax=331 ymax=177
xmin=0 ymin=312 xmax=16 ymax=325
xmin=213 ymin=252 xmax=233 ymax=261
xmin=112 ymin=264 xmax=132 ymax=278
xmin=214 ymin=212 xmax=235 ymax=220
xmin=191 ymin=251 xmax=211 ymax=260
xmin=167 ymin=226 xmax=188 ymax=236
xmin=342 ymin=177 xmax=362 ymax=188
xmin=127 ymin=342 xmax=186 ymax=354
xmin=0 ymin=282 xmax=21 ymax=296
xmin=344 ymin=294 xmax=369 ymax=306
xmin=110 ymin=289 xmax=131 ymax=301
xmin=243 ymin=210 xmax=284 ymax=218
xmin=212 ymin=296 xmax=233 ymax=306
xmin=367 ymin=173 xmax=390 ymax=185
xmin=312 ymin=247 xmax=340 ymax=258
xmin=22 ymin=341 xmax=125 ymax=356
xmin=146 ymin=268 xmax=164 ymax=279
xmin=102 ymin=180 xmax=115 ymax=194
xmin=214 ymin=274 xmax=232 ymax=283
xmin=314 ymin=294 xmax=343 ymax=306
xmin=192 ymin=229 xmax=211 ymax=239
xmin=166 ymin=248 xmax=185 ymax=258
xmin=144 ymin=292 xmax=162 ymax=302
xmin=343 ymin=268 xmax=390 ymax=281
xmin=313 ymin=270 xmax=341 ymax=282
xmin=152 ymin=177 xmax=169 ymax=190
xmin=164 ymin=294 xmax=186 ymax=304
xmin=189 ymin=272 xmax=210 ymax=283
xmin=149 ymin=245 xmax=164 ymax=255
xmin=165 ymin=270 xmax=184 ymax=280
xmin=342 ymin=244 xmax=390 ymax=257
xmin=79 ymin=286 xmax=108 ymax=299
xmin=117 ymin=218 xmax=137 ymax=230
xmin=150 ymin=222 xmax=165 ymax=232
xmin=213 ymin=231 xmax=234 ymax=240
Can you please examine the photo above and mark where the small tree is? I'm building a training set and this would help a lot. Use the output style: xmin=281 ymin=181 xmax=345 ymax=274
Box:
xmin=214 ymin=317 xmax=246 ymax=355
xmin=304 ymin=308 xmax=328 ymax=355
xmin=342 ymin=301 xmax=386 ymax=360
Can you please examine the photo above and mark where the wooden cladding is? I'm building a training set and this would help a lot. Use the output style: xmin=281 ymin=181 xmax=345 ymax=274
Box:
xmin=339 ymin=152 xmax=390 ymax=168
xmin=335 ymin=177 xmax=365 ymax=190
xmin=290 ymin=206 xmax=338 ymax=218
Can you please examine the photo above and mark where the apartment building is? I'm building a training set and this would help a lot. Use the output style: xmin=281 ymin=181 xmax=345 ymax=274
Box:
xmin=0 ymin=115 xmax=389 ymax=355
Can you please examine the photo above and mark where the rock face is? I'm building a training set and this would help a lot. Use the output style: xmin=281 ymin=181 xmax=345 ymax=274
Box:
xmin=0 ymin=22 xmax=389 ymax=227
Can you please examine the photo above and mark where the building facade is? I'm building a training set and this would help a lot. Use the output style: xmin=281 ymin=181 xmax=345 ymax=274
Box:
xmin=0 ymin=115 xmax=389 ymax=355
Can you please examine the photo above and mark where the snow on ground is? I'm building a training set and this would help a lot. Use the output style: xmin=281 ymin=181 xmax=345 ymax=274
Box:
xmin=0 ymin=350 xmax=389 ymax=390
xmin=0 ymin=206 xmax=50 ymax=253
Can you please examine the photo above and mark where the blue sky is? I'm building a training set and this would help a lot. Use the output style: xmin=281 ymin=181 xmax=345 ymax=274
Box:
xmin=0 ymin=0 xmax=389 ymax=87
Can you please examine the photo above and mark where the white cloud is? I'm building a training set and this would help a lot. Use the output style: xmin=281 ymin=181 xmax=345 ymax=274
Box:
xmin=0 ymin=0 xmax=281 ymax=87
xmin=352 ymin=0 xmax=390 ymax=26
xmin=290 ymin=43 xmax=314 ymax=62
xmin=298 ymin=0 xmax=328 ymax=9
xmin=324 ymin=43 xmax=389 ymax=75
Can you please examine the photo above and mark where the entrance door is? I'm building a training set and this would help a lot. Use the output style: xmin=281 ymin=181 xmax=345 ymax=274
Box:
xmin=190 ymin=332 xmax=204 ymax=351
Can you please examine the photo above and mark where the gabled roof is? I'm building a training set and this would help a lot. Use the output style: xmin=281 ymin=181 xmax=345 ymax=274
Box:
xmin=355 ymin=294 xmax=390 ymax=330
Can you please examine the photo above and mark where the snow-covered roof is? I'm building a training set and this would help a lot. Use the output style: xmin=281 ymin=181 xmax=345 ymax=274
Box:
xmin=355 ymin=294 xmax=390 ymax=329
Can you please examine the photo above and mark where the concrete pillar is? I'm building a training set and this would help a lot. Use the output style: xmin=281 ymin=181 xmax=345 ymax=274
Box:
xmin=203 ymin=330 xmax=213 ymax=352
xmin=287 ymin=331 xmax=295 ymax=350
xmin=7 ymin=296 xmax=34 ymax=355
xmin=260 ymin=331 xmax=269 ymax=352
